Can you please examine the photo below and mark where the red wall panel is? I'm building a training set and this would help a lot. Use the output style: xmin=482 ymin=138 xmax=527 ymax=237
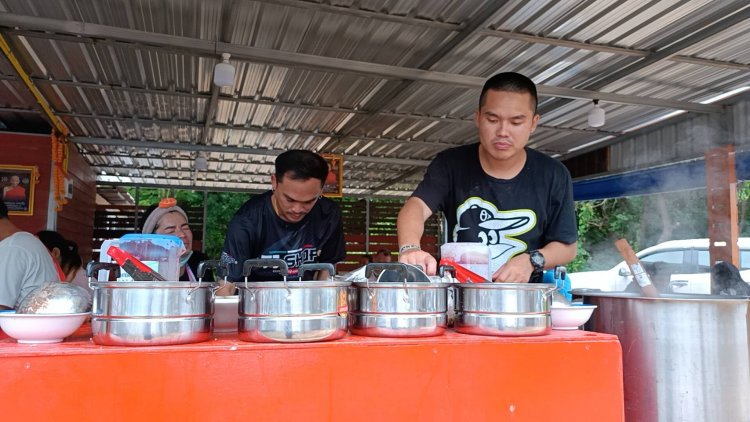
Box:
xmin=56 ymin=145 xmax=97 ymax=262
xmin=0 ymin=132 xmax=51 ymax=232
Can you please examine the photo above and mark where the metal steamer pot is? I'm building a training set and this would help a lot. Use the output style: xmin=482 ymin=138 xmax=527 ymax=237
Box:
xmin=575 ymin=289 xmax=750 ymax=422
xmin=454 ymin=282 xmax=557 ymax=336
xmin=349 ymin=263 xmax=451 ymax=338
xmin=86 ymin=262 xmax=214 ymax=346
xmin=237 ymin=259 xmax=350 ymax=343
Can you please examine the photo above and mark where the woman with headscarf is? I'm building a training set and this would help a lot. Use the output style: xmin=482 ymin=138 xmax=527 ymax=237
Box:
xmin=141 ymin=198 xmax=214 ymax=283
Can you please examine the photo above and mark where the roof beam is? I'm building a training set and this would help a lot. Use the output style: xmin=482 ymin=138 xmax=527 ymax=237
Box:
xmin=39 ymin=78 xmax=619 ymax=134
xmin=256 ymin=0 xmax=463 ymax=31
xmin=57 ymin=110 xmax=461 ymax=149
xmin=0 ymin=13 xmax=721 ymax=113
xmin=71 ymin=136 xmax=432 ymax=167
xmin=103 ymin=180 xmax=410 ymax=199
xmin=88 ymin=162 xmax=406 ymax=187
xmin=537 ymin=3 xmax=750 ymax=115
xmin=480 ymin=28 xmax=750 ymax=71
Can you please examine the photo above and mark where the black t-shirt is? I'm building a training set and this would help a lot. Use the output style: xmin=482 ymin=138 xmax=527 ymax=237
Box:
xmin=412 ymin=143 xmax=577 ymax=274
xmin=221 ymin=191 xmax=346 ymax=281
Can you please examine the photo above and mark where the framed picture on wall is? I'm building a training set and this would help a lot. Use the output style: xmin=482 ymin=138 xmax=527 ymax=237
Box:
xmin=0 ymin=165 xmax=37 ymax=215
xmin=321 ymin=153 xmax=343 ymax=198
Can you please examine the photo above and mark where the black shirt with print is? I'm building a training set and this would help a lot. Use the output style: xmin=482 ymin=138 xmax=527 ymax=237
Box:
xmin=412 ymin=143 xmax=577 ymax=275
xmin=222 ymin=191 xmax=345 ymax=281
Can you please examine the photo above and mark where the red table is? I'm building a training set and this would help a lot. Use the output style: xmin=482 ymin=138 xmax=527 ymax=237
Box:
xmin=0 ymin=325 xmax=623 ymax=421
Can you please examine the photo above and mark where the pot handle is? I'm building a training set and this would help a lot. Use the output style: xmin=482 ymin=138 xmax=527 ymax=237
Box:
xmin=241 ymin=259 xmax=291 ymax=297
xmin=241 ymin=259 xmax=289 ymax=278
xmin=439 ymin=265 xmax=458 ymax=283
xmin=554 ymin=266 xmax=567 ymax=287
xmin=298 ymin=263 xmax=336 ymax=281
xmin=197 ymin=260 xmax=230 ymax=300
xmin=365 ymin=263 xmax=409 ymax=280
xmin=86 ymin=261 xmax=121 ymax=287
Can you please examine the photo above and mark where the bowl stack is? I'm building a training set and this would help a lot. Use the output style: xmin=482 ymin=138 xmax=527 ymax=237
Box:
xmin=0 ymin=282 xmax=91 ymax=343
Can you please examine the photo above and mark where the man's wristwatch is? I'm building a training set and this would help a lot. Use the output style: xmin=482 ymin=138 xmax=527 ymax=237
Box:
xmin=528 ymin=250 xmax=545 ymax=275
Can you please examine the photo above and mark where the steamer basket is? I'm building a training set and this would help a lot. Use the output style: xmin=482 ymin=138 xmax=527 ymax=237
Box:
xmin=237 ymin=260 xmax=350 ymax=343
xmin=90 ymin=280 xmax=213 ymax=346
xmin=454 ymin=282 xmax=556 ymax=337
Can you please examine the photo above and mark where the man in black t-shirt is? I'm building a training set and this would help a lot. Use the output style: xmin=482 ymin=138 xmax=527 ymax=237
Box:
xmin=397 ymin=72 xmax=577 ymax=283
xmin=222 ymin=150 xmax=345 ymax=282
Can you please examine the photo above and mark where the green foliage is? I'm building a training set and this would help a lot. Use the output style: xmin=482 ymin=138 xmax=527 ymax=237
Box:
xmin=204 ymin=192 xmax=253 ymax=258
xmin=126 ymin=187 xmax=204 ymax=208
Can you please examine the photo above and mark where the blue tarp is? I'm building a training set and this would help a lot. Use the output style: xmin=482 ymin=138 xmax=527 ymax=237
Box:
xmin=573 ymin=150 xmax=750 ymax=201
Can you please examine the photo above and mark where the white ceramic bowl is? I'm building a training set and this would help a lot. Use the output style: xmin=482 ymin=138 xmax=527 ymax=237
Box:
xmin=214 ymin=296 xmax=240 ymax=332
xmin=550 ymin=304 xmax=597 ymax=330
xmin=0 ymin=311 xmax=89 ymax=343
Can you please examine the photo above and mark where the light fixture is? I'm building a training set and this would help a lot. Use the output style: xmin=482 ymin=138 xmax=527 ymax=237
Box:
xmin=194 ymin=153 xmax=208 ymax=171
xmin=587 ymin=99 xmax=606 ymax=128
xmin=213 ymin=52 xmax=235 ymax=88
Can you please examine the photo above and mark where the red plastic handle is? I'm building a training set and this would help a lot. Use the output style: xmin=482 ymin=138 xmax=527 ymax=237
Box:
xmin=107 ymin=245 xmax=153 ymax=273
xmin=439 ymin=258 xmax=488 ymax=283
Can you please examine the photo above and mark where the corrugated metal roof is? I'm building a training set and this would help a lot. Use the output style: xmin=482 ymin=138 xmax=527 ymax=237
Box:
xmin=1 ymin=0 xmax=749 ymax=197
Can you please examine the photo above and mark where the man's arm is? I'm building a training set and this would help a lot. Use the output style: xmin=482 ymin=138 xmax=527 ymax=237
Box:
xmin=493 ymin=241 xmax=577 ymax=283
xmin=397 ymin=197 xmax=438 ymax=275
xmin=222 ymin=216 xmax=254 ymax=283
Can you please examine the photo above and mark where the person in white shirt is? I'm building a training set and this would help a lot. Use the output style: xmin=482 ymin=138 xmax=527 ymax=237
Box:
xmin=0 ymin=200 xmax=60 ymax=310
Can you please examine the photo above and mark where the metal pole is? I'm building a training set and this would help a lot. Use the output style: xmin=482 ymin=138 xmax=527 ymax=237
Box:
xmin=133 ymin=186 xmax=140 ymax=231
xmin=202 ymin=190 xmax=208 ymax=253
xmin=365 ymin=198 xmax=370 ymax=254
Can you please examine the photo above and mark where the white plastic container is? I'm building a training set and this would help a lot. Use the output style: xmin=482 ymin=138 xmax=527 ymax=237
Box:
xmin=440 ymin=242 xmax=491 ymax=281
xmin=98 ymin=235 xmax=184 ymax=281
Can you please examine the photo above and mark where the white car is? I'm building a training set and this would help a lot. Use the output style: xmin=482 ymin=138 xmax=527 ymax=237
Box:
xmin=569 ymin=238 xmax=750 ymax=294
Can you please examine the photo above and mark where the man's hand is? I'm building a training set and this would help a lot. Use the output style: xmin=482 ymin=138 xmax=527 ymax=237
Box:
xmin=399 ymin=249 xmax=437 ymax=276
xmin=492 ymin=253 xmax=534 ymax=283
xmin=215 ymin=280 xmax=237 ymax=296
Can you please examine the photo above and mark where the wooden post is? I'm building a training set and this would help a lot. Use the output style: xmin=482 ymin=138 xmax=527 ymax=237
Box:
xmin=704 ymin=145 xmax=739 ymax=267
xmin=614 ymin=239 xmax=659 ymax=297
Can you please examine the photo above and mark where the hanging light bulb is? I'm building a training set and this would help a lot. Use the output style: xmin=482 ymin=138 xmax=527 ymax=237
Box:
xmin=213 ymin=52 xmax=235 ymax=88
xmin=588 ymin=99 xmax=605 ymax=128
xmin=194 ymin=153 xmax=208 ymax=171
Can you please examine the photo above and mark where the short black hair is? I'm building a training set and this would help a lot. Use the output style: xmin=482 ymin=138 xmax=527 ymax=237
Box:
xmin=479 ymin=72 xmax=538 ymax=114
xmin=37 ymin=230 xmax=67 ymax=252
xmin=275 ymin=150 xmax=329 ymax=186
xmin=37 ymin=230 xmax=82 ymax=274
xmin=0 ymin=200 xmax=7 ymax=218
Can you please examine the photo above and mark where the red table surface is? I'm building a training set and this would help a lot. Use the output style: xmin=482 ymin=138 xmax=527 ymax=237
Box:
xmin=0 ymin=325 xmax=624 ymax=422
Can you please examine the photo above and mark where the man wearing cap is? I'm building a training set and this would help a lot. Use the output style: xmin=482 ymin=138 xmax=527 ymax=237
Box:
xmin=222 ymin=150 xmax=346 ymax=281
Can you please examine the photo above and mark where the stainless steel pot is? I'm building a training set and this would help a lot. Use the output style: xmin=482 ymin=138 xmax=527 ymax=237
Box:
xmin=237 ymin=260 xmax=350 ymax=343
xmin=349 ymin=263 xmax=451 ymax=337
xmin=575 ymin=289 xmax=750 ymax=422
xmin=454 ymin=282 xmax=556 ymax=336
xmin=87 ymin=262 xmax=213 ymax=346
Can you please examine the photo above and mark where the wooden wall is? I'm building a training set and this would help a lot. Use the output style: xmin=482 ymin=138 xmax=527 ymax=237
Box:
xmin=0 ymin=132 xmax=51 ymax=232
xmin=56 ymin=145 xmax=97 ymax=262
xmin=336 ymin=198 xmax=442 ymax=273
xmin=1 ymin=132 xmax=97 ymax=261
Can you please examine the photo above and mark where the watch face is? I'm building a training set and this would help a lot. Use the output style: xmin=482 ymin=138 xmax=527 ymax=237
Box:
xmin=530 ymin=250 xmax=544 ymax=270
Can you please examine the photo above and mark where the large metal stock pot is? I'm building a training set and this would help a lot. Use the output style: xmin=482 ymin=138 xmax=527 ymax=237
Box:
xmin=349 ymin=263 xmax=450 ymax=337
xmin=575 ymin=289 xmax=750 ymax=422
xmin=237 ymin=259 xmax=350 ymax=343
xmin=454 ymin=282 xmax=556 ymax=336
xmin=86 ymin=262 xmax=213 ymax=346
